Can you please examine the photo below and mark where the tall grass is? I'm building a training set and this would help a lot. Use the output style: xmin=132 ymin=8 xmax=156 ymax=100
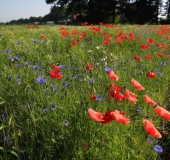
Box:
xmin=0 ymin=24 xmax=170 ymax=160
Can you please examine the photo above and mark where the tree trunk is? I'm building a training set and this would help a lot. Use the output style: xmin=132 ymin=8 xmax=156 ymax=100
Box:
xmin=167 ymin=1 xmax=170 ymax=20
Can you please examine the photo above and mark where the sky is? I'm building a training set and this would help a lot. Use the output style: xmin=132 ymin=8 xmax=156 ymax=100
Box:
xmin=0 ymin=0 xmax=53 ymax=23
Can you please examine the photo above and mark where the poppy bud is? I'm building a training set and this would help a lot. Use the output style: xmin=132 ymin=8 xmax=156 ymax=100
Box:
xmin=146 ymin=71 xmax=156 ymax=78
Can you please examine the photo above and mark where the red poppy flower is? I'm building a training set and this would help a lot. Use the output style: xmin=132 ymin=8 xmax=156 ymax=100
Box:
xmin=116 ymin=37 xmax=122 ymax=43
xmin=84 ymin=143 xmax=88 ymax=149
xmin=110 ymin=111 xmax=130 ymax=124
xmin=53 ymin=65 xmax=61 ymax=71
xmin=72 ymin=30 xmax=79 ymax=35
xmin=154 ymin=106 xmax=170 ymax=121
xmin=124 ymin=89 xmax=138 ymax=104
xmin=86 ymin=62 xmax=93 ymax=70
xmin=90 ymin=94 xmax=96 ymax=101
xmin=100 ymin=110 xmax=114 ymax=124
xmin=131 ymin=78 xmax=145 ymax=91
xmin=140 ymin=44 xmax=150 ymax=50
xmin=114 ymin=92 xmax=125 ymax=101
xmin=81 ymin=22 xmax=88 ymax=26
xmin=72 ymin=40 xmax=78 ymax=45
xmin=88 ymin=108 xmax=104 ymax=122
xmin=157 ymin=53 xmax=163 ymax=57
xmin=147 ymin=38 xmax=154 ymax=44
xmin=50 ymin=70 xmax=62 ymax=79
xmin=79 ymin=34 xmax=84 ymax=40
xmin=134 ymin=54 xmax=141 ymax=61
xmin=143 ymin=95 xmax=157 ymax=106
xmin=143 ymin=119 xmax=162 ymax=138
xmin=27 ymin=24 xmax=31 ymax=29
xmin=108 ymin=82 xmax=115 ymax=91
xmin=41 ymin=35 xmax=47 ymax=39
xmin=88 ymin=108 xmax=130 ymax=125
xmin=99 ymin=22 xmax=103 ymax=25
xmin=102 ymin=40 xmax=110 ymax=45
xmin=33 ymin=24 xmax=38 ymax=28
xmin=146 ymin=71 xmax=156 ymax=78
xmin=145 ymin=54 xmax=152 ymax=59
xmin=107 ymin=71 xmax=119 ymax=81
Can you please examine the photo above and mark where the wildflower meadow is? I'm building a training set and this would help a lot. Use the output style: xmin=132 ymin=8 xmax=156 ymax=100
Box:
xmin=0 ymin=23 xmax=170 ymax=160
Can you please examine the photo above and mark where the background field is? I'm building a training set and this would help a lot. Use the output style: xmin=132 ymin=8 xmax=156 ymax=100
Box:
xmin=0 ymin=24 xmax=170 ymax=160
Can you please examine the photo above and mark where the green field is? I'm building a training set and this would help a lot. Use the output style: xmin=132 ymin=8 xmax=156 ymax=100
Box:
xmin=0 ymin=24 xmax=170 ymax=160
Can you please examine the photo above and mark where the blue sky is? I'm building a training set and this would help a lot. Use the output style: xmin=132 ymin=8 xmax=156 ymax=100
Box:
xmin=0 ymin=0 xmax=53 ymax=23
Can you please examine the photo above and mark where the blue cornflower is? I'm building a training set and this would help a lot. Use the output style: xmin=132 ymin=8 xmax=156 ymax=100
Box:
xmin=64 ymin=37 xmax=68 ymax=41
xmin=33 ymin=39 xmax=37 ymax=43
xmin=25 ymin=62 xmax=30 ymax=66
xmin=62 ymin=81 xmax=69 ymax=86
xmin=35 ymin=76 xmax=46 ymax=84
xmin=16 ymin=54 xmax=21 ymax=59
xmin=153 ymin=145 xmax=163 ymax=153
xmin=59 ymin=65 xmax=65 ymax=68
xmin=5 ymin=49 xmax=10 ymax=53
xmin=16 ymin=74 xmax=21 ymax=78
xmin=9 ymin=54 xmax=15 ymax=61
xmin=41 ymin=40 xmax=45 ymax=44
xmin=147 ymin=139 xmax=153 ymax=144
xmin=0 ymin=34 xmax=2 ymax=37
xmin=8 ymin=75 xmax=12 ymax=79
xmin=138 ymin=106 xmax=143 ymax=110
xmin=39 ymin=71 xmax=44 ymax=74
xmin=53 ymin=88 xmax=58 ymax=92
xmin=25 ymin=104 xmax=30 ymax=109
xmin=81 ymin=45 xmax=85 ymax=48
xmin=51 ymin=81 xmax=56 ymax=85
xmin=16 ymin=41 xmax=21 ymax=45
xmin=96 ymin=94 xmax=102 ymax=102
xmin=75 ymin=67 xmax=79 ymax=71
xmin=72 ymin=74 xmax=78 ymax=78
xmin=33 ymin=65 xmax=40 ymax=70
xmin=16 ymin=79 xmax=21 ymax=84
xmin=105 ymin=67 xmax=112 ymax=72
xmin=16 ymin=63 xmax=21 ymax=67
xmin=51 ymin=104 xmax=56 ymax=110
xmin=64 ymin=120 xmax=69 ymax=126
xmin=160 ymin=61 xmax=166 ymax=66
xmin=157 ymin=70 xmax=162 ymax=76
xmin=4 ymin=137 xmax=11 ymax=142
xmin=1 ymin=114 xmax=7 ymax=119
xmin=44 ymin=108 xmax=48 ymax=114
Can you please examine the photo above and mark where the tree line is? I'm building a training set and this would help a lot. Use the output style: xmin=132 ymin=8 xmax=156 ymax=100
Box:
xmin=3 ymin=0 xmax=170 ymax=25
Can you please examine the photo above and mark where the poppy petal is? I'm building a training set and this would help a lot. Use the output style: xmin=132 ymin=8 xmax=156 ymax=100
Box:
xmin=154 ymin=106 xmax=170 ymax=121
xmin=131 ymin=78 xmax=145 ymax=91
xmin=108 ymin=71 xmax=119 ymax=81
xmin=143 ymin=119 xmax=162 ymax=138
xmin=88 ymin=108 xmax=104 ymax=122
xmin=143 ymin=95 xmax=157 ymax=106
xmin=110 ymin=112 xmax=130 ymax=124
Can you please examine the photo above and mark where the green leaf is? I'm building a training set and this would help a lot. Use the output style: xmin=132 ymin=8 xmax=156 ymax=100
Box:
xmin=10 ymin=150 xmax=18 ymax=157
xmin=0 ymin=124 xmax=6 ymax=130
xmin=0 ymin=147 xmax=4 ymax=151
